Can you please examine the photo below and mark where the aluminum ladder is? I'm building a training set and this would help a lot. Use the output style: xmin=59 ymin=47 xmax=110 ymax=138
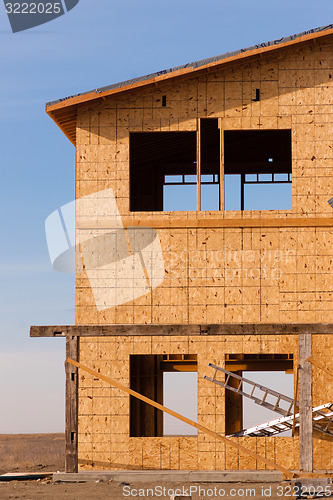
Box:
xmin=228 ymin=403 xmax=333 ymax=437
xmin=205 ymin=363 xmax=333 ymax=437
xmin=205 ymin=363 xmax=295 ymax=416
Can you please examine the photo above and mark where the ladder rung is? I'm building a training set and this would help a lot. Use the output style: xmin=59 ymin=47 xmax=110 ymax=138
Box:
xmin=260 ymin=391 xmax=268 ymax=405
xmin=273 ymin=396 xmax=281 ymax=410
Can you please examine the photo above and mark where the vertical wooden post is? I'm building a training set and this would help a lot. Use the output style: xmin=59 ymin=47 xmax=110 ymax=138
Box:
xmin=298 ymin=333 xmax=313 ymax=472
xmin=66 ymin=335 xmax=79 ymax=473
xmin=225 ymin=370 xmax=243 ymax=435
xmin=219 ymin=118 xmax=224 ymax=211
xmin=197 ymin=118 xmax=201 ymax=211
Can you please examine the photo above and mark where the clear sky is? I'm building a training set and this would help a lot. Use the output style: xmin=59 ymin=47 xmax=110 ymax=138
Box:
xmin=0 ymin=0 xmax=332 ymax=433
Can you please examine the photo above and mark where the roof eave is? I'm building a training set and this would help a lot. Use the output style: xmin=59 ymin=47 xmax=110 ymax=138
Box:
xmin=45 ymin=26 xmax=333 ymax=146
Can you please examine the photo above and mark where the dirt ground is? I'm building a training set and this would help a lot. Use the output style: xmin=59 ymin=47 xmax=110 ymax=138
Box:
xmin=0 ymin=433 xmax=65 ymax=476
xmin=0 ymin=434 xmax=332 ymax=499
xmin=1 ymin=479 xmax=323 ymax=500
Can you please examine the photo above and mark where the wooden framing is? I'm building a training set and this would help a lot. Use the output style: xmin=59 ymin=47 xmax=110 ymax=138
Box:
xmin=30 ymin=324 xmax=333 ymax=338
xmin=219 ymin=119 xmax=225 ymax=211
xmin=66 ymin=357 xmax=294 ymax=479
xmin=65 ymin=335 xmax=79 ymax=473
xmin=76 ymin=217 xmax=333 ymax=230
xmin=196 ymin=118 xmax=201 ymax=211
xmin=299 ymin=334 xmax=313 ymax=472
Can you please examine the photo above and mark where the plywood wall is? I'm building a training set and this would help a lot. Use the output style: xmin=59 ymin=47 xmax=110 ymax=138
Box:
xmin=74 ymin=38 xmax=333 ymax=471
xmin=75 ymin=38 xmax=333 ymax=325
xmin=77 ymin=333 xmax=333 ymax=471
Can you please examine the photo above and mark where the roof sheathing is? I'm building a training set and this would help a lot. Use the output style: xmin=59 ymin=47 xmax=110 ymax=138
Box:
xmin=46 ymin=24 xmax=333 ymax=145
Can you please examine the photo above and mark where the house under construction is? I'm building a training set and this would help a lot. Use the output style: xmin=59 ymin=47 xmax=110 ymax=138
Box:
xmin=31 ymin=25 xmax=333 ymax=475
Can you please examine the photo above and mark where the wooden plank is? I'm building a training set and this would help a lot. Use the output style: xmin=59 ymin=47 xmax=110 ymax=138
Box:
xmin=219 ymin=119 xmax=224 ymax=211
xmin=298 ymin=334 xmax=313 ymax=473
xmin=77 ymin=217 xmax=333 ymax=229
xmin=65 ymin=336 xmax=79 ymax=473
xmin=197 ymin=118 xmax=201 ymax=211
xmin=292 ymin=365 xmax=300 ymax=437
xmin=66 ymin=357 xmax=294 ymax=479
xmin=30 ymin=324 xmax=333 ymax=338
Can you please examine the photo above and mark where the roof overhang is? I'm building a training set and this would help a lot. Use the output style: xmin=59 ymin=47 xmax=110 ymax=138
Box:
xmin=45 ymin=25 xmax=333 ymax=146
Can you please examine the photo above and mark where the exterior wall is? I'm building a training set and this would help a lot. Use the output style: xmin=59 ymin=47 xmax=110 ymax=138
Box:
xmin=75 ymin=37 xmax=333 ymax=326
xmin=74 ymin=37 xmax=333 ymax=470
xmin=77 ymin=333 xmax=333 ymax=471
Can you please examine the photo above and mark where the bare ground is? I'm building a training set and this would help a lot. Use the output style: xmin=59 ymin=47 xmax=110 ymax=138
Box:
xmin=0 ymin=433 xmax=65 ymax=476
xmin=0 ymin=434 xmax=332 ymax=499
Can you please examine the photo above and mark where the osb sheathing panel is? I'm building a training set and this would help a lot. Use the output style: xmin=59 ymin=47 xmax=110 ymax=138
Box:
xmin=75 ymin=39 xmax=333 ymax=326
xmin=74 ymin=333 xmax=332 ymax=471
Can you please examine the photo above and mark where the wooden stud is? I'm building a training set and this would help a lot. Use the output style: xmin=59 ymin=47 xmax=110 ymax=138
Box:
xmin=219 ymin=118 xmax=225 ymax=211
xmin=197 ymin=118 xmax=201 ymax=211
xmin=292 ymin=364 xmax=300 ymax=437
xmin=298 ymin=334 xmax=313 ymax=473
xmin=65 ymin=335 xmax=79 ymax=473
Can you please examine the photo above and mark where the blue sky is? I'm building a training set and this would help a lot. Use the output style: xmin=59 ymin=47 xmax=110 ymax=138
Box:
xmin=0 ymin=0 xmax=332 ymax=433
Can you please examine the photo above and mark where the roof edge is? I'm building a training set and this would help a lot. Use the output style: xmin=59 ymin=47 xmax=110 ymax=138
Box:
xmin=46 ymin=24 xmax=333 ymax=113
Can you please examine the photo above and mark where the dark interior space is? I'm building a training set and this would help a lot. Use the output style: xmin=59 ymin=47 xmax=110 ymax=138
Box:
xmin=224 ymin=353 xmax=294 ymax=435
xmin=200 ymin=118 xmax=220 ymax=210
xmin=130 ymin=355 xmax=163 ymax=437
xmin=224 ymin=129 xmax=292 ymax=210
xmin=130 ymin=132 xmax=197 ymax=211
xmin=130 ymin=354 xmax=198 ymax=437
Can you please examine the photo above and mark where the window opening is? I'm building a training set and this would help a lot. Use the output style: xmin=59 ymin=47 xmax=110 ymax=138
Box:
xmin=242 ymin=371 xmax=294 ymax=436
xmin=163 ymin=371 xmax=198 ymax=436
xmin=130 ymin=354 xmax=197 ymax=437
xmin=224 ymin=354 xmax=294 ymax=437
xmin=130 ymin=132 xmax=197 ymax=211
xmin=224 ymin=130 xmax=292 ymax=211
xmin=200 ymin=118 xmax=220 ymax=211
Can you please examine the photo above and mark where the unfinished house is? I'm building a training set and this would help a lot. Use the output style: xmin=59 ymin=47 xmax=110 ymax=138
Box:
xmin=32 ymin=25 xmax=333 ymax=475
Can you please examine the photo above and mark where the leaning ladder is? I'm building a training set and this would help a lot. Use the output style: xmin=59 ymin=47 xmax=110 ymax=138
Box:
xmin=205 ymin=363 xmax=333 ymax=437
xmin=228 ymin=403 xmax=333 ymax=437
xmin=205 ymin=363 xmax=295 ymax=416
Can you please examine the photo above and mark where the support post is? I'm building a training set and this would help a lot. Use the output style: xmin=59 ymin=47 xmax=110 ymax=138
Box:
xmin=298 ymin=333 xmax=313 ymax=472
xmin=65 ymin=335 xmax=79 ymax=473
xmin=197 ymin=118 xmax=201 ymax=211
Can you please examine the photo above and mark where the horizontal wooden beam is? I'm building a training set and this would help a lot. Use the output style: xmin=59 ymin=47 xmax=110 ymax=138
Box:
xmin=66 ymin=357 xmax=294 ymax=479
xmin=225 ymin=360 xmax=293 ymax=372
xmin=30 ymin=323 xmax=333 ymax=338
xmin=159 ymin=361 xmax=198 ymax=372
xmin=77 ymin=217 xmax=333 ymax=229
